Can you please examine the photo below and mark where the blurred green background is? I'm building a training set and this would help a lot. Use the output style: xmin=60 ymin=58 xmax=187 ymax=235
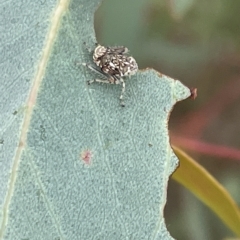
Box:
xmin=95 ymin=0 xmax=240 ymax=239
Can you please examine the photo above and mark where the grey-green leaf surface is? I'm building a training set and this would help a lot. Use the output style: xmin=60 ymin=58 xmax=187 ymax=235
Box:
xmin=0 ymin=0 xmax=191 ymax=239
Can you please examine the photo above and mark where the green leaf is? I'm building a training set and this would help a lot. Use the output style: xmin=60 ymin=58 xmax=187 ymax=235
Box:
xmin=172 ymin=147 xmax=240 ymax=237
xmin=0 ymin=1 xmax=190 ymax=239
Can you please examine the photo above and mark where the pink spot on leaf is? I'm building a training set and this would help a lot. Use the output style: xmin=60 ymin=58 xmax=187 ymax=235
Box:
xmin=81 ymin=149 xmax=92 ymax=165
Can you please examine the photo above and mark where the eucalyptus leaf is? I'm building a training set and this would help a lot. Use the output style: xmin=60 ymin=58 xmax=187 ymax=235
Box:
xmin=0 ymin=0 xmax=191 ymax=239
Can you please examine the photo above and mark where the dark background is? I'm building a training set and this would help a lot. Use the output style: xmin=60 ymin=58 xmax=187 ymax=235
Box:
xmin=95 ymin=1 xmax=240 ymax=239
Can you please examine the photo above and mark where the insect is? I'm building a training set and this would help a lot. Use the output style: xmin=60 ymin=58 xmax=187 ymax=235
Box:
xmin=83 ymin=43 xmax=138 ymax=107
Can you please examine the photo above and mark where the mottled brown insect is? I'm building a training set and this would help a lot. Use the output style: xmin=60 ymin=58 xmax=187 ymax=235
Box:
xmin=83 ymin=43 xmax=138 ymax=107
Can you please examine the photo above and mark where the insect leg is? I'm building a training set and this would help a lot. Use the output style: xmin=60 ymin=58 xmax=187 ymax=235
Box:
xmin=119 ymin=79 xmax=126 ymax=107
xmin=87 ymin=79 xmax=110 ymax=85
xmin=83 ymin=63 xmax=109 ymax=78
xmin=84 ymin=63 xmax=116 ymax=85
